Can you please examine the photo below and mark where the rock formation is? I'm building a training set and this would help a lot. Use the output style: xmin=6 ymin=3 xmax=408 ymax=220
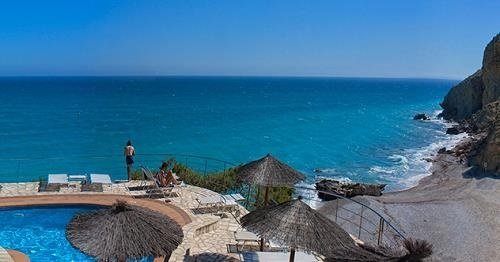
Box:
xmin=440 ymin=34 xmax=500 ymax=174
xmin=440 ymin=70 xmax=484 ymax=120
xmin=413 ymin=113 xmax=431 ymax=120
xmin=315 ymin=179 xmax=386 ymax=200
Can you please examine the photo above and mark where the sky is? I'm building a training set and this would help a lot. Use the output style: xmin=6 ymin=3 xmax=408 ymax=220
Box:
xmin=0 ymin=0 xmax=499 ymax=79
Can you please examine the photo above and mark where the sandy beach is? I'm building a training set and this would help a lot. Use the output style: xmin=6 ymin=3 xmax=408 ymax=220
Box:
xmin=357 ymin=144 xmax=500 ymax=261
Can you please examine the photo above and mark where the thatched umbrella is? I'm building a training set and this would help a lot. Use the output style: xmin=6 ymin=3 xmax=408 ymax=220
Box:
xmin=66 ymin=200 xmax=183 ymax=262
xmin=237 ymin=154 xmax=304 ymax=206
xmin=241 ymin=197 xmax=382 ymax=262
xmin=237 ymin=154 xmax=305 ymax=187
xmin=236 ymin=154 xmax=305 ymax=251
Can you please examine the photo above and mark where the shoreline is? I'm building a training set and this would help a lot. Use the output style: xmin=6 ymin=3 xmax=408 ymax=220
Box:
xmin=357 ymin=135 xmax=500 ymax=261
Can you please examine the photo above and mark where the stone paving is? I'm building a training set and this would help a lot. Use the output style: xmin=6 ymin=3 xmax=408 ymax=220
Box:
xmin=0 ymin=181 xmax=278 ymax=262
xmin=167 ymin=185 xmax=251 ymax=261
xmin=0 ymin=181 xmax=131 ymax=196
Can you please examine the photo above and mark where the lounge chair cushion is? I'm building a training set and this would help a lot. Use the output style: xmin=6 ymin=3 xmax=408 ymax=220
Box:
xmin=48 ymin=174 xmax=68 ymax=184
xmin=197 ymin=195 xmax=223 ymax=205
xmin=90 ymin=174 xmax=112 ymax=184
xmin=235 ymin=231 xmax=260 ymax=242
xmin=229 ymin=193 xmax=245 ymax=201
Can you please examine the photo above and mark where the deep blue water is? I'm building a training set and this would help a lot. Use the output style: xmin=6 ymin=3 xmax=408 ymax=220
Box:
xmin=0 ymin=77 xmax=458 ymax=190
xmin=0 ymin=206 xmax=99 ymax=261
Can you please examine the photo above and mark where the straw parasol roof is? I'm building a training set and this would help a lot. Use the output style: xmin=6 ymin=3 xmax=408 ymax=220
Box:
xmin=66 ymin=200 xmax=183 ymax=262
xmin=240 ymin=198 xmax=382 ymax=260
xmin=236 ymin=154 xmax=305 ymax=187
xmin=324 ymin=238 xmax=433 ymax=261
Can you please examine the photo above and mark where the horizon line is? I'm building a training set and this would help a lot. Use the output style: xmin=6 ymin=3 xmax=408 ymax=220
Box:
xmin=0 ymin=74 xmax=461 ymax=81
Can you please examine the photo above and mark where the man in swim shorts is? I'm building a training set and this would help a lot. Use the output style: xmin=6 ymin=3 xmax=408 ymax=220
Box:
xmin=124 ymin=140 xmax=135 ymax=181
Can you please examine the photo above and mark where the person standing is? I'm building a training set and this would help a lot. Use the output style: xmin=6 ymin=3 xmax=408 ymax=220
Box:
xmin=124 ymin=140 xmax=135 ymax=180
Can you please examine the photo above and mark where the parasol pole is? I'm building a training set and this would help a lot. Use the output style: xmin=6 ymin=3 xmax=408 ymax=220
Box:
xmin=289 ymin=246 xmax=296 ymax=262
xmin=260 ymin=185 xmax=270 ymax=251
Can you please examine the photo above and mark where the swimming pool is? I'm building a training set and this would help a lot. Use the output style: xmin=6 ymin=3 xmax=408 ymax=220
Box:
xmin=0 ymin=205 xmax=101 ymax=261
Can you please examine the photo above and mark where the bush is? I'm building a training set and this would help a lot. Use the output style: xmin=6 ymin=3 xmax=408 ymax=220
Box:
xmin=254 ymin=186 xmax=294 ymax=207
xmin=131 ymin=169 xmax=145 ymax=180
xmin=172 ymin=162 xmax=238 ymax=193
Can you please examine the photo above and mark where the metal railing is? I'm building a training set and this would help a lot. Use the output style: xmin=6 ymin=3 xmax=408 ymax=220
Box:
xmin=0 ymin=153 xmax=237 ymax=183
xmin=295 ymin=186 xmax=407 ymax=249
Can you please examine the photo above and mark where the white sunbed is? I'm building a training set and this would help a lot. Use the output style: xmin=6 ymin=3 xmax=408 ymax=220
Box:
xmin=228 ymin=193 xmax=245 ymax=202
xmin=90 ymin=174 xmax=112 ymax=184
xmin=48 ymin=174 xmax=68 ymax=184
xmin=68 ymin=175 xmax=87 ymax=183
xmin=239 ymin=251 xmax=318 ymax=262
xmin=196 ymin=195 xmax=224 ymax=208
xmin=197 ymin=194 xmax=244 ymax=207
xmin=234 ymin=231 xmax=260 ymax=251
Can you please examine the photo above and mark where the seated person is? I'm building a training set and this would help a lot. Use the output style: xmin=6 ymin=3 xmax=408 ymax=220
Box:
xmin=157 ymin=162 xmax=179 ymax=187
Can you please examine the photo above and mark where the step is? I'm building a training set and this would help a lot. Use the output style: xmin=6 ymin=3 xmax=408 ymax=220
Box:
xmin=194 ymin=218 xmax=221 ymax=236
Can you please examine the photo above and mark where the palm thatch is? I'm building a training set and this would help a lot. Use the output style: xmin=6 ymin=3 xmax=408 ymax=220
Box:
xmin=240 ymin=198 xmax=382 ymax=260
xmin=325 ymin=239 xmax=433 ymax=262
xmin=236 ymin=154 xmax=305 ymax=187
xmin=66 ymin=200 xmax=183 ymax=262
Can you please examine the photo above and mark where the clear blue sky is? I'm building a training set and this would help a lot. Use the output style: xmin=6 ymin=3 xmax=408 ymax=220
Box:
xmin=0 ymin=0 xmax=499 ymax=79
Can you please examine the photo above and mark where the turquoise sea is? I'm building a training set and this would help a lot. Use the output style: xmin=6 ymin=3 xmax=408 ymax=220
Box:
xmin=0 ymin=77 xmax=460 ymax=190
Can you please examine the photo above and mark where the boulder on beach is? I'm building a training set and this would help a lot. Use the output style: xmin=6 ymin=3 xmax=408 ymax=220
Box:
xmin=413 ymin=113 xmax=431 ymax=120
xmin=315 ymin=179 xmax=386 ymax=200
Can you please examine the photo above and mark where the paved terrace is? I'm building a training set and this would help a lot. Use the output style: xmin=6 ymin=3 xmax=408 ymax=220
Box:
xmin=0 ymin=181 xmax=275 ymax=262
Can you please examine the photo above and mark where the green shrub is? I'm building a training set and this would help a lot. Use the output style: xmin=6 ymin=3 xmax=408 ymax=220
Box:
xmin=252 ymin=186 xmax=295 ymax=208
xmin=131 ymin=169 xmax=145 ymax=180
xmin=172 ymin=162 xmax=238 ymax=193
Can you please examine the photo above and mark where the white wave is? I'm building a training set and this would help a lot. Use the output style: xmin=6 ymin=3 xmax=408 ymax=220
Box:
xmin=332 ymin=176 xmax=353 ymax=184
xmin=369 ymin=166 xmax=396 ymax=174
xmin=396 ymin=124 xmax=469 ymax=189
xmin=295 ymin=181 xmax=321 ymax=209
xmin=388 ymin=154 xmax=409 ymax=164
xmin=431 ymin=109 xmax=443 ymax=118
xmin=388 ymin=154 xmax=410 ymax=171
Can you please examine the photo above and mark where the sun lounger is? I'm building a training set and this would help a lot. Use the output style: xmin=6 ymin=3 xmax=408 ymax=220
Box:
xmin=139 ymin=166 xmax=178 ymax=199
xmin=196 ymin=195 xmax=224 ymax=208
xmin=234 ymin=231 xmax=260 ymax=251
xmin=90 ymin=174 xmax=112 ymax=184
xmin=228 ymin=193 xmax=245 ymax=202
xmin=239 ymin=251 xmax=318 ymax=262
xmin=221 ymin=195 xmax=240 ymax=211
xmin=48 ymin=174 xmax=68 ymax=184
xmin=68 ymin=175 xmax=87 ymax=183
xmin=196 ymin=194 xmax=241 ymax=214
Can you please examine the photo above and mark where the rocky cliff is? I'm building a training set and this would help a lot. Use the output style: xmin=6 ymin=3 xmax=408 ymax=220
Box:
xmin=440 ymin=34 xmax=500 ymax=174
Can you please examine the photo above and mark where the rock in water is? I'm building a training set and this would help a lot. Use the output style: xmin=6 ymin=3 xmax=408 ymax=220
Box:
xmin=413 ymin=113 xmax=431 ymax=120
xmin=315 ymin=179 xmax=386 ymax=200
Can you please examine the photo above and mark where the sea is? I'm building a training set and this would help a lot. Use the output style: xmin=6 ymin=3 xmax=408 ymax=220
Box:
xmin=0 ymin=76 xmax=462 ymax=191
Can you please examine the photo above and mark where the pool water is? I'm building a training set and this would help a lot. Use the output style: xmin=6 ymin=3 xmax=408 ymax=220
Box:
xmin=0 ymin=206 xmax=100 ymax=262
